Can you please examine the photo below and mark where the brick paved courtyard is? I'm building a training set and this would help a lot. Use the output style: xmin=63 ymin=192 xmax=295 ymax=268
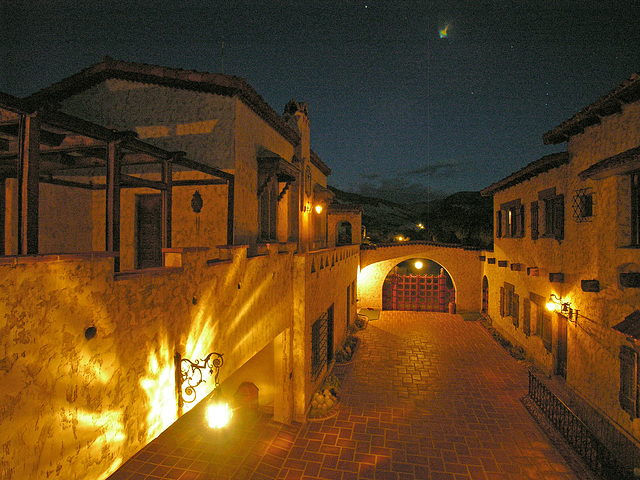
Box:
xmin=108 ymin=311 xmax=582 ymax=480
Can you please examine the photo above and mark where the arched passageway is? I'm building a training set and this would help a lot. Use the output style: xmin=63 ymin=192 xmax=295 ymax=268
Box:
xmin=357 ymin=242 xmax=483 ymax=313
xmin=382 ymin=258 xmax=454 ymax=311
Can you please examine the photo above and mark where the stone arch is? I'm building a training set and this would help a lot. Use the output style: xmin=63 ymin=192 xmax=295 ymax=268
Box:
xmin=336 ymin=221 xmax=352 ymax=246
xmin=358 ymin=245 xmax=482 ymax=313
xmin=381 ymin=258 xmax=455 ymax=311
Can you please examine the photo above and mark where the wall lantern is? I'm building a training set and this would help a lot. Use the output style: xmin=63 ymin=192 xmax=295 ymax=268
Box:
xmin=546 ymin=294 xmax=578 ymax=322
xmin=175 ymin=351 xmax=232 ymax=428
xmin=315 ymin=204 xmax=323 ymax=214
xmin=414 ymin=260 xmax=424 ymax=269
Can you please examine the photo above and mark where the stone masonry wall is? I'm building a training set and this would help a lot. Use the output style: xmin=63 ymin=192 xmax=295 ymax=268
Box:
xmin=0 ymin=245 xmax=294 ymax=480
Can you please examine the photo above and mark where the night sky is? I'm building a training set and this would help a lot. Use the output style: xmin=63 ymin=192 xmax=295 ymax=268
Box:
xmin=2 ymin=0 xmax=639 ymax=202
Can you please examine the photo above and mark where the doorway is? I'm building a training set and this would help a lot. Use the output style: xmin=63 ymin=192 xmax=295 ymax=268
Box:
xmin=137 ymin=194 xmax=162 ymax=269
xmin=482 ymin=276 xmax=489 ymax=313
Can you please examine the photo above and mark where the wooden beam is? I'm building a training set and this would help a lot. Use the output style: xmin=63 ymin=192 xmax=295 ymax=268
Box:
xmin=17 ymin=113 xmax=40 ymax=255
xmin=39 ymin=177 xmax=97 ymax=190
xmin=120 ymin=173 xmax=166 ymax=190
xmin=172 ymin=179 xmax=227 ymax=186
xmin=106 ymin=140 xmax=121 ymax=272
xmin=172 ymin=155 xmax=234 ymax=181
xmin=162 ymin=159 xmax=172 ymax=250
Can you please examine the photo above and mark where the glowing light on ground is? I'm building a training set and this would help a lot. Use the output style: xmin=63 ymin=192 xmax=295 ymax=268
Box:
xmin=206 ymin=401 xmax=233 ymax=428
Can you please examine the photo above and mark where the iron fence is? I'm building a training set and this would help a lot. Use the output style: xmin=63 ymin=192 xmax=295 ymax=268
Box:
xmin=528 ymin=371 xmax=633 ymax=480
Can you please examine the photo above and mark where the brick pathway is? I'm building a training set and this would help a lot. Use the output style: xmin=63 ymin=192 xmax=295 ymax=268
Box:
xmin=108 ymin=311 xmax=582 ymax=480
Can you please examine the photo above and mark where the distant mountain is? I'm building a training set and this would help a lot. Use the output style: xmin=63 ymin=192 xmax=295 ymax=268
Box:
xmin=328 ymin=186 xmax=493 ymax=248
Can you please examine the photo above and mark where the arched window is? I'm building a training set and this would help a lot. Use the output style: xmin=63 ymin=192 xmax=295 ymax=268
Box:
xmin=336 ymin=221 xmax=352 ymax=246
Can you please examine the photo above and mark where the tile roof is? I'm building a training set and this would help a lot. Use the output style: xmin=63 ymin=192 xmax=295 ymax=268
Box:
xmin=613 ymin=310 xmax=640 ymax=340
xmin=543 ymin=72 xmax=640 ymax=145
xmin=480 ymin=151 xmax=569 ymax=196
xmin=25 ymin=56 xmax=331 ymax=175
xmin=578 ymin=144 xmax=640 ymax=180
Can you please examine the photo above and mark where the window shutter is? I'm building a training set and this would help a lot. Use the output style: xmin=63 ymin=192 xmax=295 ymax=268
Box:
xmin=512 ymin=294 xmax=520 ymax=327
xmin=519 ymin=204 xmax=525 ymax=237
xmin=499 ymin=287 xmax=505 ymax=317
xmin=542 ymin=313 xmax=552 ymax=352
xmin=554 ymin=194 xmax=564 ymax=241
xmin=531 ymin=201 xmax=539 ymax=240
xmin=620 ymin=345 xmax=638 ymax=418
xmin=496 ymin=210 xmax=502 ymax=238
xmin=523 ymin=297 xmax=531 ymax=336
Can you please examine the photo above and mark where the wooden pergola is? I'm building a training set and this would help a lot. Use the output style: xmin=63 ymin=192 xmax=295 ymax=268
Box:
xmin=0 ymin=93 xmax=234 ymax=272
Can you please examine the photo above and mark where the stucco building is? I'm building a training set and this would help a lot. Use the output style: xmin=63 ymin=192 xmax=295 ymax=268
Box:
xmin=0 ymin=58 xmax=361 ymax=480
xmin=481 ymin=72 xmax=640 ymax=470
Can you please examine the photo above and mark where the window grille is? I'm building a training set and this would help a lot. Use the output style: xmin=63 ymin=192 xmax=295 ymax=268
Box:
xmin=311 ymin=313 xmax=328 ymax=380
xmin=572 ymin=188 xmax=594 ymax=222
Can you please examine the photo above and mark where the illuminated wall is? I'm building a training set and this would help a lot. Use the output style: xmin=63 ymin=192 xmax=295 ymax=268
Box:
xmin=483 ymin=99 xmax=640 ymax=451
xmin=358 ymin=245 xmax=482 ymax=313
xmin=0 ymin=245 xmax=296 ymax=480
xmin=292 ymin=245 xmax=360 ymax=421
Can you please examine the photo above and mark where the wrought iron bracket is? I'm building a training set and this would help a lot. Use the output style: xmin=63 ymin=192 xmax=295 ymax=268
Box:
xmin=175 ymin=351 xmax=224 ymax=413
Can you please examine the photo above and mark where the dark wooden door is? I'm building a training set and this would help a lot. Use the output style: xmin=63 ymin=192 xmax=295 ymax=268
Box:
xmin=137 ymin=194 xmax=162 ymax=269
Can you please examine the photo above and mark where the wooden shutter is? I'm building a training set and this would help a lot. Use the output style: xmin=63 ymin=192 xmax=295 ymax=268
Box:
xmin=542 ymin=313 xmax=552 ymax=352
xmin=518 ymin=204 xmax=525 ymax=237
xmin=523 ymin=297 xmax=531 ymax=336
xmin=531 ymin=201 xmax=538 ymax=240
xmin=499 ymin=287 xmax=505 ymax=317
xmin=512 ymin=294 xmax=519 ymax=327
xmin=554 ymin=194 xmax=564 ymax=241
xmin=620 ymin=345 xmax=638 ymax=418
xmin=496 ymin=210 xmax=502 ymax=238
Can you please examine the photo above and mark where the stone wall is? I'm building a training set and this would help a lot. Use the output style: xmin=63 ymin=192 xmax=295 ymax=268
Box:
xmin=0 ymin=245 xmax=295 ymax=480
xmin=484 ymin=97 xmax=640 ymax=452
xmin=358 ymin=244 xmax=482 ymax=313
xmin=292 ymin=245 xmax=360 ymax=421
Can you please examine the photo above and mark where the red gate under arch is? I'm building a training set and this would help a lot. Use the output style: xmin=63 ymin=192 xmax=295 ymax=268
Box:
xmin=382 ymin=268 xmax=454 ymax=312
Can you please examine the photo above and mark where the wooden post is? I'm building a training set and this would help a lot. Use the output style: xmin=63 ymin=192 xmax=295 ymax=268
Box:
xmin=17 ymin=113 xmax=40 ymax=255
xmin=162 ymin=158 xmax=172 ymax=251
xmin=106 ymin=140 xmax=121 ymax=272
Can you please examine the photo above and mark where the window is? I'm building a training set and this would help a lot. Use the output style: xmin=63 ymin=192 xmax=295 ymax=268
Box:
xmin=620 ymin=345 xmax=639 ymax=418
xmin=531 ymin=201 xmax=539 ymax=240
xmin=631 ymin=172 xmax=640 ymax=246
xmin=258 ymin=173 xmax=277 ymax=242
xmin=500 ymin=282 xmax=519 ymax=325
xmin=523 ymin=297 xmax=531 ymax=336
xmin=572 ymin=188 xmax=594 ymax=223
xmin=539 ymin=188 xmax=564 ymax=241
xmin=311 ymin=313 xmax=328 ymax=380
xmin=498 ymin=199 xmax=524 ymax=238
xmin=337 ymin=221 xmax=352 ymax=246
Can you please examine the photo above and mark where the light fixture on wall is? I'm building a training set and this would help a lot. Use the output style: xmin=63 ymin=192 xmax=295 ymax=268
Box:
xmin=546 ymin=294 xmax=578 ymax=322
xmin=315 ymin=204 xmax=323 ymax=214
xmin=175 ymin=351 xmax=232 ymax=428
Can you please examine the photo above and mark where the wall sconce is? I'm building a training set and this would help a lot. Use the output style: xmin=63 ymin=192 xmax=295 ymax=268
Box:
xmin=546 ymin=294 xmax=578 ymax=322
xmin=315 ymin=204 xmax=323 ymax=214
xmin=175 ymin=351 xmax=232 ymax=428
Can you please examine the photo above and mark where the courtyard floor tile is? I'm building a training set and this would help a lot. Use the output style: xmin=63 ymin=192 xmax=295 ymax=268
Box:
xmin=108 ymin=311 xmax=584 ymax=480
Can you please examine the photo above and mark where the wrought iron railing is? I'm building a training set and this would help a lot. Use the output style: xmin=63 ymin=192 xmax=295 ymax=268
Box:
xmin=528 ymin=372 xmax=633 ymax=480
